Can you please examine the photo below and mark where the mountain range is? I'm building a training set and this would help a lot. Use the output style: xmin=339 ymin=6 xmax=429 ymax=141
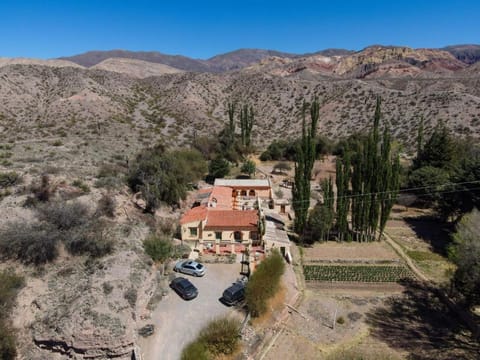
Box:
xmin=1 ymin=44 xmax=480 ymax=174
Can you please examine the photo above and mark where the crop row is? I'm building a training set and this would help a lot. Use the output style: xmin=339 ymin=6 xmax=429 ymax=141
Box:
xmin=303 ymin=265 xmax=414 ymax=283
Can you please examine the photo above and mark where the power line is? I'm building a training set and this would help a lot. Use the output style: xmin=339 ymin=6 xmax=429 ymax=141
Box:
xmin=280 ymin=179 xmax=480 ymax=208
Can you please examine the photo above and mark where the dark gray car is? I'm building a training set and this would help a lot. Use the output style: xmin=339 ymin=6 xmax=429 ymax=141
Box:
xmin=221 ymin=282 xmax=245 ymax=306
xmin=170 ymin=277 xmax=198 ymax=300
xmin=174 ymin=260 xmax=206 ymax=277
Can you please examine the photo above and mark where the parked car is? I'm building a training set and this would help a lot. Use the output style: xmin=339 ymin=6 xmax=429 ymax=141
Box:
xmin=221 ymin=281 xmax=246 ymax=306
xmin=174 ymin=260 xmax=206 ymax=277
xmin=170 ymin=277 xmax=198 ymax=300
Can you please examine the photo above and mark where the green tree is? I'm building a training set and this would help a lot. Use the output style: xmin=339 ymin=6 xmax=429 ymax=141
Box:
xmin=293 ymin=98 xmax=319 ymax=234
xmin=408 ymin=166 xmax=451 ymax=206
xmin=448 ymin=209 xmax=480 ymax=307
xmin=208 ymin=157 xmax=230 ymax=179
xmin=143 ymin=234 xmax=173 ymax=263
xmin=415 ymin=121 xmax=455 ymax=170
xmin=239 ymin=104 xmax=254 ymax=148
xmin=128 ymin=146 xmax=206 ymax=213
xmin=241 ymin=159 xmax=256 ymax=177
xmin=308 ymin=177 xmax=334 ymax=242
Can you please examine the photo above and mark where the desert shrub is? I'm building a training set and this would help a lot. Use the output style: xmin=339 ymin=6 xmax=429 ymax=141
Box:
xmin=0 ymin=222 xmax=60 ymax=265
xmin=143 ymin=234 xmax=173 ymax=263
xmin=97 ymin=194 xmax=116 ymax=217
xmin=181 ymin=317 xmax=241 ymax=359
xmin=0 ymin=270 xmax=24 ymax=360
xmin=245 ymin=249 xmax=285 ymax=317
xmin=336 ymin=316 xmax=345 ymax=324
xmin=0 ymin=172 xmax=21 ymax=188
xmin=72 ymin=179 xmax=90 ymax=193
xmin=0 ymin=324 xmax=17 ymax=360
xmin=97 ymin=164 xmax=125 ymax=178
xmin=36 ymin=200 xmax=90 ymax=231
xmin=199 ymin=317 xmax=241 ymax=355
xmin=102 ymin=282 xmax=114 ymax=295
xmin=64 ymin=220 xmax=113 ymax=257
xmin=124 ymin=287 xmax=137 ymax=308
xmin=181 ymin=340 xmax=209 ymax=360
xmin=30 ymin=174 xmax=54 ymax=202
xmin=0 ymin=270 xmax=25 ymax=318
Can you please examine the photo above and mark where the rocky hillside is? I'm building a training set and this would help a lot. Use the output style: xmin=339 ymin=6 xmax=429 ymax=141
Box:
xmin=0 ymin=45 xmax=480 ymax=176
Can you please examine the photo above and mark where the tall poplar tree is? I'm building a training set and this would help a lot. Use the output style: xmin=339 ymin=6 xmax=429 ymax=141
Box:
xmin=293 ymin=97 xmax=320 ymax=234
xmin=240 ymin=104 xmax=254 ymax=147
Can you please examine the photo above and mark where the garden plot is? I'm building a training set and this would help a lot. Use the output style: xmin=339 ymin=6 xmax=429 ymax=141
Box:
xmin=304 ymin=264 xmax=415 ymax=283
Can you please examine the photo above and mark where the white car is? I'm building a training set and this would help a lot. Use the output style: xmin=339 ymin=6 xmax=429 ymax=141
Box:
xmin=173 ymin=260 xmax=206 ymax=277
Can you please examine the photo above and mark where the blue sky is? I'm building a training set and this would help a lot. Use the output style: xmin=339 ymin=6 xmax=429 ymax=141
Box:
xmin=1 ymin=0 xmax=478 ymax=59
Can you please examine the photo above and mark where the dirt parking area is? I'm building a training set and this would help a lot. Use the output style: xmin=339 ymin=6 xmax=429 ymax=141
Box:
xmin=137 ymin=263 xmax=245 ymax=360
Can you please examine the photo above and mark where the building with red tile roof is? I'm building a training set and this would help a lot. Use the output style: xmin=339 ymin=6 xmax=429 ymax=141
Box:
xmin=180 ymin=179 xmax=273 ymax=254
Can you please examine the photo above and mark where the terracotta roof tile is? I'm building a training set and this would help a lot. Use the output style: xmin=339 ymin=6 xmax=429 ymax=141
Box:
xmin=208 ymin=186 xmax=233 ymax=209
xmin=180 ymin=206 xmax=208 ymax=225
xmin=204 ymin=210 xmax=258 ymax=230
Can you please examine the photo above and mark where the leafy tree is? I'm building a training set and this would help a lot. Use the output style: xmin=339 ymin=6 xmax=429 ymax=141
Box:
xmin=143 ymin=234 xmax=173 ymax=263
xmin=448 ymin=209 xmax=480 ymax=307
xmin=437 ymin=150 xmax=480 ymax=221
xmin=128 ymin=146 xmax=207 ymax=212
xmin=408 ymin=166 xmax=451 ymax=206
xmin=307 ymin=177 xmax=334 ymax=242
xmin=293 ymin=98 xmax=319 ymax=234
xmin=208 ymin=157 xmax=230 ymax=179
xmin=239 ymin=104 xmax=254 ymax=148
xmin=414 ymin=121 xmax=455 ymax=170
xmin=240 ymin=160 xmax=256 ymax=177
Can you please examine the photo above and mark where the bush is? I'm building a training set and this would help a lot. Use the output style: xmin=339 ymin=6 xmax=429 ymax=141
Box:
xmin=0 ymin=324 xmax=17 ymax=360
xmin=97 ymin=194 xmax=116 ymax=218
xmin=181 ymin=317 xmax=241 ymax=359
xmin=199 ymin=317 xmax=241 ymax=355
xmin=124 ymin=288 xmax=137 ymax=308
xmin=0 ymin=270 xmax=25 ymax=319
xmin=0 ymin=270 xmax=24 ymax=360
xmin=72 ymin=179 xmax=90 ymax=193
xmin=64 ymin=221 xmax=113 ymax=257
xmin=0 ymin=172 xmax=21 ymax=188
xmin=245 ymin=250 xmax=285 ymax=317
xmin=0 ymin=222 xmax=60 ymax=265
xmin=31 ymin=174 xmax=54 ymax=202
xmin=181 ymin=340 xmax=209 ymax=360
xmin=143 ymin=234 xmax=173 ymax=263
xmin=36 ymin=200 xmax=90 ymax=231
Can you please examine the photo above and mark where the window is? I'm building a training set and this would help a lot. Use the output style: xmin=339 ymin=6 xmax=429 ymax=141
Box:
xmin=251 ymin=231 xmax=258 ymax=240
xmin=189 ymin=227 xmax=198 ymax=236
xmin=234 ymin=231 xmax=242 ymax=242
xmin=249 ymin=190 xmax=256 ymax=196
xmin=215 ymin=232 xmax=222 ymax=240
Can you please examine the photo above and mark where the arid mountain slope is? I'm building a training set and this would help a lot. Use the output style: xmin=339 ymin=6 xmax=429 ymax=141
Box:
xmin=1 ymin=57 xmax=480 ymax=178
xmin=92 ymin=58 xmax=183 ymax=78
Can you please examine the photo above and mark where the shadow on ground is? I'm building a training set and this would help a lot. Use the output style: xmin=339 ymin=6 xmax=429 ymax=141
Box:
xmin=404 ymin=216 xmax=453 ymax=256
xmin=366 ymin=279 xmax=480 ymax=360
